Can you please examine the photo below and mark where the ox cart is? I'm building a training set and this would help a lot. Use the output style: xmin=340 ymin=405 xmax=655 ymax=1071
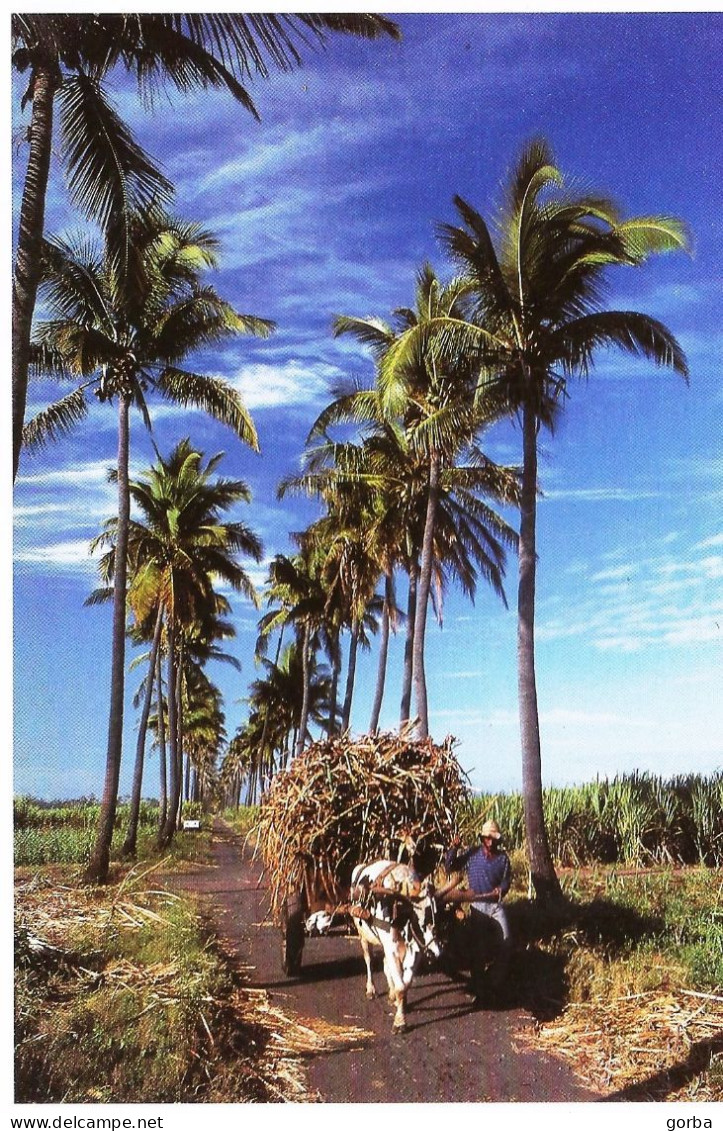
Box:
xmin=252 ymin=730 xmax=472 ymax=979
xmin=278 ymin=871 xmax=351 ymax=976
xmin=278 ymin=853 xmax=450 ymax=976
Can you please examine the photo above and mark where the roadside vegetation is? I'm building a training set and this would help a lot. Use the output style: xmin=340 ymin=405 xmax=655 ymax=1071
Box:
xmin=467 ymin=770 xmax=723 ymax=867
xmin=508 ymin=866 xmax=723 ymax=1100
xmin=15 ymin=829 xmax=321 ymax=1103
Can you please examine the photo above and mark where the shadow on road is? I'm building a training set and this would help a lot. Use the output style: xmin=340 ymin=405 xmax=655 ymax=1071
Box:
xmin=435 ymin=894 xmax=667 ymax=1023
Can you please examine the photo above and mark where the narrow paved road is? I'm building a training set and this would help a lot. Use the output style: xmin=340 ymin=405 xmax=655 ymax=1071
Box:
xmin=173 ymin=821 xmax=599 ymax=1103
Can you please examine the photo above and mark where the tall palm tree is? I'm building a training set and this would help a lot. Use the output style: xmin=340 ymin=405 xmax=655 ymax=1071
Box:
xmin=180 ymin=660 xmax=227 ymax=808
xmin=430 ymin=137 xmax=690 ymax=902
xmin=300 ymin=501 xmax=385 ymax=734
xmin=11 ymin=12 xmax=401 ymax=480
xmin=231 ymin=640 xmax=332 ymax=798
xmin=92 ymin=438 xmax=262 ymax=853
xmin=312 ymin=290 xmax=519 ymax=734
xmin=256 ymin=550 xmax=331 ymax=759
xmin=282 ymin=439 xmax=403 ymax=732
xmin=26 ymin=211 xmax=270 ymax=883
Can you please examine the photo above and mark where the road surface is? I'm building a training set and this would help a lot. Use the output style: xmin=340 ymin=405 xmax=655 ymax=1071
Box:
xmin=172 ymin=820 xmax=600 ymax=1103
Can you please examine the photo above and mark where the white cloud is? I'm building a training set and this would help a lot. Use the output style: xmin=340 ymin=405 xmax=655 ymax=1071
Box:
xmin=17 ymin=460 xmax=112 ymax=488
xmin=537 ymin=529 xmax=723 ymax=655
xmin=229 ymin=360 xmax=340 ymax=411
xmin=543 ymin=486 xmax=661 ymax=503
xmin=14 ymin=539 xmax=95 ymax=569
xmin=696 ymin=533 xmax=723 ymax=549
xmin=589 ymin=563 xmax=638 ymax=582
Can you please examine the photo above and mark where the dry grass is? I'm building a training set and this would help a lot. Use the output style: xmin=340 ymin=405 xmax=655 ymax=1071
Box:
xmin=511 ymin=866 xmax=723 ymax=1101
xmin=517 ymin=989 xmax=723 ymax=1101
xmin=14 ymin=864 xmax=371 ymax=1103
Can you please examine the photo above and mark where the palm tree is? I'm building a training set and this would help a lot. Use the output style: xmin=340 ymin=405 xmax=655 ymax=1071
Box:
xmin=231 ymin=640 xmax=332 ymax=798
xmin=256 ymin=550 xmax=331 ymax=758
xmin=180 ymin=661 xmax=227 ymax=808
xmin=314 ymin=282 xmax=519 ymax=733
xmin=282 ymin=440 xmax=403 ymax=732
xmin=123 ymin=607 xmax=165 ymax=856
xmin=26 ymin=211 xmax=270 ymax=884
xmin=92 ymin=438 xmax=262 ymax=854
xmin=11 ymin=13 xmax=401 ymax=480
xmin=432 ymin=137 xmax=690 ymax=902
xmin=300 ymin=500 xmax=386 ymax=734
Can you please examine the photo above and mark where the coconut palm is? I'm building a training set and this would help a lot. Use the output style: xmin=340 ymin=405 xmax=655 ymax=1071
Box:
xmin=307 ymin=322 xmax=519 ymax=735
xmin=92 ymin=438 xmax=262 ymax=853
xmin=11 ymin=13 xmax=400 ymax=480
xmin=233 ymin=641 xmax=333 ymax=798
xmin=28 ymin=213 xmax=269 ymax=873
xmin=181 ymin=661 xmax=227 ymax=807
xmin=27 ymin=216 xmax=269 ymax=881
xmin=427 ymin=137 xmax=690 ymax=901
xmin=298 ymin=497 xmax=386 ymax=734
xmin=332 ymin=265 xmax=519 ymax=738
xmin=256 ymin=550 xmax=332 ymax=759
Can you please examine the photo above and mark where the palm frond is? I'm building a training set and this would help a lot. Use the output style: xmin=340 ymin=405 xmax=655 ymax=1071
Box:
xmin=154 ymin=367 xmax=259 ymax=449
xmin=27 ymin=341 xmax=74 ymax=380
xmin=84 ymin=586 xmax=114 ymax=607
xmin=614 ymin=216 xmax=693 ymax=262
xmin=307 ymin=388 xmax=383 ymax=441
xmin=21 ymin=386 xmax=90 ymax=451
xmin=58 ymin=73 xmax=173 ymax=279
xmin=550 ymin=310 xmax=689 ymax=381
xmin=332 ymin=313 xmax=395 ymax=358
xmin=40 ymin=235 xmax=111 ymax=331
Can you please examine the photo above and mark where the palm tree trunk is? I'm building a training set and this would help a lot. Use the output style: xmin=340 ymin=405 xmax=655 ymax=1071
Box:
xmin=370 ymin=573 xmax=392 ymax=734
xmin=158 ymin=617 xmax=179 ymax=848
xmin=85 ymin=393 xmax=131 ymax=883
xmin=327 ymin=628 xmax=341 ymax=737
xmin=400 ymin=564 xmax=418 ymax=724
xmin=13 ymin=61 xmax=59 ymax=482
xmin=295 ymin=624 xmax=312 ymax=759
xmin=341 ymin=620 xmax=359 ymax=733
xmin=122 ymin=602 xmax=164 ymax=857
xmin=174 ymin=640 xmax=185 ymax=830
xmin=412 ymin=450 xmax=441 ymax=739
xmin=258 ymin=626 xmax=284 ymax=754
xmin=244 ymin=770 xmax=253 ymax=807
xmin=184 ymin=748 xmax=191 ymax=803
xmin=156 ymin=645 xmax=167 ymax=830
xmin=518 ymin=401 xmax=562 ymax=904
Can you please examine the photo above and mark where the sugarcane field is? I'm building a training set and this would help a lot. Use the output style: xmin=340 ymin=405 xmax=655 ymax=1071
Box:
xmin=12 ymin=8 xmax=721 ymax=1123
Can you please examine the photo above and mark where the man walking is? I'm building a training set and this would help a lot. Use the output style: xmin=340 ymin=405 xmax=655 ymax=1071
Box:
xmin=445 ymin=820 xmax=512 ymax=1004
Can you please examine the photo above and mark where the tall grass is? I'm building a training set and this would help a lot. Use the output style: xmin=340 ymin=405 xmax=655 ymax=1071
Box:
xmin=469 ymin=771 xmax=723 ymax=867
xmin=14 ymin=798 xmax=159 ymax=866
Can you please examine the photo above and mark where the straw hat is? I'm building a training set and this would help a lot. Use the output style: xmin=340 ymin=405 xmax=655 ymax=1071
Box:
xmin=480 ymin=819 xmax=502 ymax=840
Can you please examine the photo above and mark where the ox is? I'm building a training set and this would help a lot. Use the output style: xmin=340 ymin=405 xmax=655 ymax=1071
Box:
xmin=350 ymin=860 xmax=442 ymax=1032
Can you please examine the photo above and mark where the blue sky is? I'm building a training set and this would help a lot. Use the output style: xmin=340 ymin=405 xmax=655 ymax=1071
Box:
xmin=12 ymin=11 xmax=723 ymax=800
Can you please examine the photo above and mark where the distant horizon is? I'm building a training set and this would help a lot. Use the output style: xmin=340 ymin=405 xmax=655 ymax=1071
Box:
xmin=13 ymin=12 xmax=722 ymax=804
xmin=14 ymin=759 xmax=723 ymax=807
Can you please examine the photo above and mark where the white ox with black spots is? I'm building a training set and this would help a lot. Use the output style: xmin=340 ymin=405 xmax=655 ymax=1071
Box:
xmin=350 ymin=859 xmax=442 ymax=1032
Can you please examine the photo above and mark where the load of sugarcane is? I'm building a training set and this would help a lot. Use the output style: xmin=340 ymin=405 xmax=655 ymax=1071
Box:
xmin=253 ymin=728 xmax=471 ymax=922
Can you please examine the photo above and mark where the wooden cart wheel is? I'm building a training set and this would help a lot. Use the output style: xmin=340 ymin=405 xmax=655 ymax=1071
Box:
xmin=280 ymin=892 xmax=305 ymax=976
